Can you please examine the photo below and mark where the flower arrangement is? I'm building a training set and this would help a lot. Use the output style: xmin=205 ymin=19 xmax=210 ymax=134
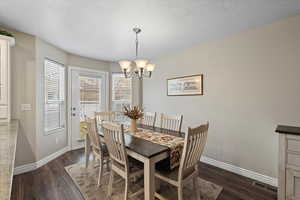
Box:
xmin=123 ymin=105 xmax=143 ymax=132
xmin=0 ymin=30 xmax=13 ymax=37
xmin=123 ymin=105 xmax=144 ymax=120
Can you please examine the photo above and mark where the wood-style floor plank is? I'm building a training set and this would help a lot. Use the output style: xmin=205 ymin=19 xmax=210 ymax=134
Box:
xmin=11 ymin=149 xmax=277 ymax=200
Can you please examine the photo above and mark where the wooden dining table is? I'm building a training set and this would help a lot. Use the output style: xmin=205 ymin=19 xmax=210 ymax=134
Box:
xmin=84 ymin=124 xmax=184 ymax=200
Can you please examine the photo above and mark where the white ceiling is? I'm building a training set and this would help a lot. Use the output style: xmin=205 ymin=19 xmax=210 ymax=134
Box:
xmin=0 ymin=0 xmax=300 ymax=61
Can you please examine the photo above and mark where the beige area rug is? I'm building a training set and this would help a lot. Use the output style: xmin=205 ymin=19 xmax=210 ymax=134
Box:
xmin=65 ymin=163 xmax=222 ymax=200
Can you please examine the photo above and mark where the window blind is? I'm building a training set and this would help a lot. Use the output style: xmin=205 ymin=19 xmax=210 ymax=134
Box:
xmin=44 ymin=59 xmax=65 ymax=132
xmin=111 ymin=73 xmax=132 ymax=111
xmin=80 ymin=76 xmax=100 ymax=104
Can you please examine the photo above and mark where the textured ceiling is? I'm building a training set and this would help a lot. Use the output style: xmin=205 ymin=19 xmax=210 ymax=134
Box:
xmin=0 ymin=0 xmax=300 ymax=61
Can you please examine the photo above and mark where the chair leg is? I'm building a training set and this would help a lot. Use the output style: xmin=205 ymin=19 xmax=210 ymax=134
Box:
xmin=97 ymin=158 xmax=103 ymax=187
xmin=178 ymin=185 xmax=183 ymax=200
xmin=124 ymin=178 xmax=129 ymax=200
xmin=193 ymin=177 xmax=200 ymax=200
xmin=106 ymin=159 xmax=110 ymax=172
xmin=108 ymin=170 xmax=114 ymax=197
xmin=155 ymin=177 xmax=161 ymax=192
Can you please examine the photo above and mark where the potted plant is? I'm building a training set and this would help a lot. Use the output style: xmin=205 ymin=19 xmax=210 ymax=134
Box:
xmin=123 ymin=105 xmax=143 ymax=132
xmin=0 ymin=30 xmax=13 ymax=38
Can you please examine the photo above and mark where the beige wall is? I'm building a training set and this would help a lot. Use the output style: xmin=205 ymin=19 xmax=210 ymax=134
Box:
xmin=143 ymin=15 xmax=300 ymax=178
xmin=35 ymin=38 xmax=68 ymax=160
xmin=2 ymin=28 xmax=38 ymax=166
xmin=67 ymin=53 xmax=110 ymax=71
xmin=3 ymin=29 xmax=139 ymax=166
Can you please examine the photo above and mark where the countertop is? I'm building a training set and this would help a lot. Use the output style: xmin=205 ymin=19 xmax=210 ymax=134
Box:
xmin=276 ymin=125 xmax=300 ymax=136
xmin=0 ymin=120 xmax=19 ymax=200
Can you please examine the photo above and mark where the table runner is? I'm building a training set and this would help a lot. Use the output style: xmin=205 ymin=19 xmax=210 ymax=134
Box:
xmin=124 ymin=127 xmax=184 ymax=169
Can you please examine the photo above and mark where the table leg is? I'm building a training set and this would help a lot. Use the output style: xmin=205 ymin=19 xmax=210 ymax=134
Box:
xmin=85 ymin=134 xmax=90 ymax=168
xmin=144 ymin=157 xmax=155 ymax=200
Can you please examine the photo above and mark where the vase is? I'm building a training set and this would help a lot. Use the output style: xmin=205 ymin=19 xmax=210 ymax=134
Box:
xmin=130 ymin=119 xmax=138 ymax=132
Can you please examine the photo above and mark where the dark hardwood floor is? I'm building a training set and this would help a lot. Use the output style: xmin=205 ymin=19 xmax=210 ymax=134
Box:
xmin=11 ymin=149 xmax=277 ymax=200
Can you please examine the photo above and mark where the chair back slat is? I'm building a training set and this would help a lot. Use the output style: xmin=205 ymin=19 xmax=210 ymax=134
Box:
xmin=179 ymin=122 xmax=209 ymax=178
xmin=140 ymin=112 xmax=156 ymax=127
xmin=102 ymin=122 xmax=129 ymax=171
xmin=86 ymin=118 xmax=101 ymax=152
xmin=160 ymin=113 xmax=183 ymax=133
xmin=95 ymin=112 xmax=116 ymax=122
xmin=114 ymin=111 xmax=127 ymax=122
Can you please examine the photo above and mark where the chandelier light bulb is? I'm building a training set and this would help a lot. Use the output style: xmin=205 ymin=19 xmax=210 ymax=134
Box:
xmin=146 ymin=63 xmax=155 ymax=72
xmin=119 ymin=60 xmax=131 ymax=71
xmin=134 ymin=59 xmax=148 ymax=69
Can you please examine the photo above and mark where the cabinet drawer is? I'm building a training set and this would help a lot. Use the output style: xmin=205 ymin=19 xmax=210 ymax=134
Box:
xmin=0 ymin=106 xmax=7 ymax=118
xmin=288 ymin=138 xmax=300 ymax=153
xmin=286 ymin=168 xmax=300 ymax=200
xmin=287 ymin=153 xmax=300 ymax=168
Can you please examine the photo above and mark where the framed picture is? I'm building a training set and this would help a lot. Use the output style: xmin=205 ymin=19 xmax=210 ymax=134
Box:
xmin=167 ymin=74 xmax=203 ymax=96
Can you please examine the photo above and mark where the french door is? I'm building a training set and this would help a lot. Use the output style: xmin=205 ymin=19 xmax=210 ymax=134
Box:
xmin=69 ymin=67 xmax=108 ymax=150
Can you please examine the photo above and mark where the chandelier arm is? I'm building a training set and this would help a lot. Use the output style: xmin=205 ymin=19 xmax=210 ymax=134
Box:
xmin=123 ymin=69 xmax=132 ymax=78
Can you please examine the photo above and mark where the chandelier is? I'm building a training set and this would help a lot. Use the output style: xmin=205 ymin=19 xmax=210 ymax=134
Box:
xmin=118 ymin=27 xmax=155 ymax=79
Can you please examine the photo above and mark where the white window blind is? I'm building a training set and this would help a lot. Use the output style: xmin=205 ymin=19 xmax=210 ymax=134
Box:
xmin=44 ymin=59 xmax=65 ymax=133
xmin=111 ymin=73 xmax=132 ymax=111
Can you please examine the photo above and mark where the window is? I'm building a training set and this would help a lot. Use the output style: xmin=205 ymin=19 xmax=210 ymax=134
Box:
xmin=44 ymin=59 xmax=65 ymax=133
xmin=111 ymin=73 xmax=132 ymax=111
xmin=80 ymin=76 xmax=102 ymax=120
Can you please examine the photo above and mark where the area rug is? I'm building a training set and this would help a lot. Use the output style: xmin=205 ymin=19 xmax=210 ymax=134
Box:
xmin=65 ymin=163 xmax=222 ymax=200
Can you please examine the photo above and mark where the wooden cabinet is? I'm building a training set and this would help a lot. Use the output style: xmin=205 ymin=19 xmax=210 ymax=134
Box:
xmin=277 ymin=125 xmax=300 ymax=200
xmin=0 ymin=35 xmax=14 ymax=122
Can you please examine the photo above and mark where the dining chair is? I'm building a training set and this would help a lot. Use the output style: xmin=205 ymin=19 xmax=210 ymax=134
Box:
xmin=86 ymin=118 xmax=110 ymax=187
xmin=155 ymin=122 xmax=209 ymax=200
xmin=139 ymin=112 xmax=156 ymax=127
xmin=95 ymin=111 xmax=116 ymax=122
xmin=160 ymin=113 xmax=183 ymax=133
xmin=114 ymin=111 xmax=127 ymax=122
xmin=102 ymin=122 xmax=144 ymax=200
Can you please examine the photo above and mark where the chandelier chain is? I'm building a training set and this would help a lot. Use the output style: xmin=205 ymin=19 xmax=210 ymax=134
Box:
xmin=135 ymin=31 xmax=138 ymax=58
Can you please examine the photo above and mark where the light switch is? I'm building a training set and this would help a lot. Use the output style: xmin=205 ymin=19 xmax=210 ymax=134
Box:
xmin=21 ymin=104 xmax=32 ymax=111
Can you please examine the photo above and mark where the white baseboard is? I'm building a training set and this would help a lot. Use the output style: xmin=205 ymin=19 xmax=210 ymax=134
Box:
xmin=36 ymin=146 xmax=70 ymax=168
xmin=200 ymin=156 xmax=278 ymax=187
xmin=14 ymin=147 xmax=278 ymax=187
xmin=71 ymin=144 xmax=85 ymax=151
xmin=14 ymin=146 xmax=70 ymax=175
xmin=14 ymin=163 xmax=37 ymax=175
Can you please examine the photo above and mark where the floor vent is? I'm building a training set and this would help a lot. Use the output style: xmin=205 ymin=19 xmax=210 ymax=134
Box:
xmin=252 ymin=181 xmax=277 ymax=192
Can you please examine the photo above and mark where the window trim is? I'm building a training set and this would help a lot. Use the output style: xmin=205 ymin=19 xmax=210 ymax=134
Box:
xmin=43 ymin=58 xmax=66 ymax=135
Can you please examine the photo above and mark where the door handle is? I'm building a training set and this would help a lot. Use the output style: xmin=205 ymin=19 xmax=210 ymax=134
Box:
xmin=72 ymin=113 xmax=76 ymax=116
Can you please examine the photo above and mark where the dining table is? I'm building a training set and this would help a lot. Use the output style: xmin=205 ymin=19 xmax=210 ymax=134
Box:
xmin=84 ymin=123 xmax=184 ymax=200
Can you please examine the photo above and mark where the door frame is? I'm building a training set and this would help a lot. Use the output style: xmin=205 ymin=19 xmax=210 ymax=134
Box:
xmin=67 ymin=66 xmax=109 ymax=150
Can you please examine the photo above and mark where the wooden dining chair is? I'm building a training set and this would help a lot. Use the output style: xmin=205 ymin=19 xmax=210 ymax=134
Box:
xmin=86 ymin=118 xmax=110 ymax=187
xmin=114 ymin=111 xmax=127 ymax=122
xmin=139 ymin=112 xmax=156 ymax=127
xmin=160 ymin=113 xmax=183 ymax=133
xmin=102 ymin=122 xmax=144 ymax=200
xmin=155 ymin=122 xmax=209 ymax=200
xmin=95 ymin=111 xmax=115 ymax=122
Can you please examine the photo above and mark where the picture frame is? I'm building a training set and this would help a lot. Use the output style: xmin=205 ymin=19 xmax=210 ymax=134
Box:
xmin=167 ymin=74 xmax=203 ymax=96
